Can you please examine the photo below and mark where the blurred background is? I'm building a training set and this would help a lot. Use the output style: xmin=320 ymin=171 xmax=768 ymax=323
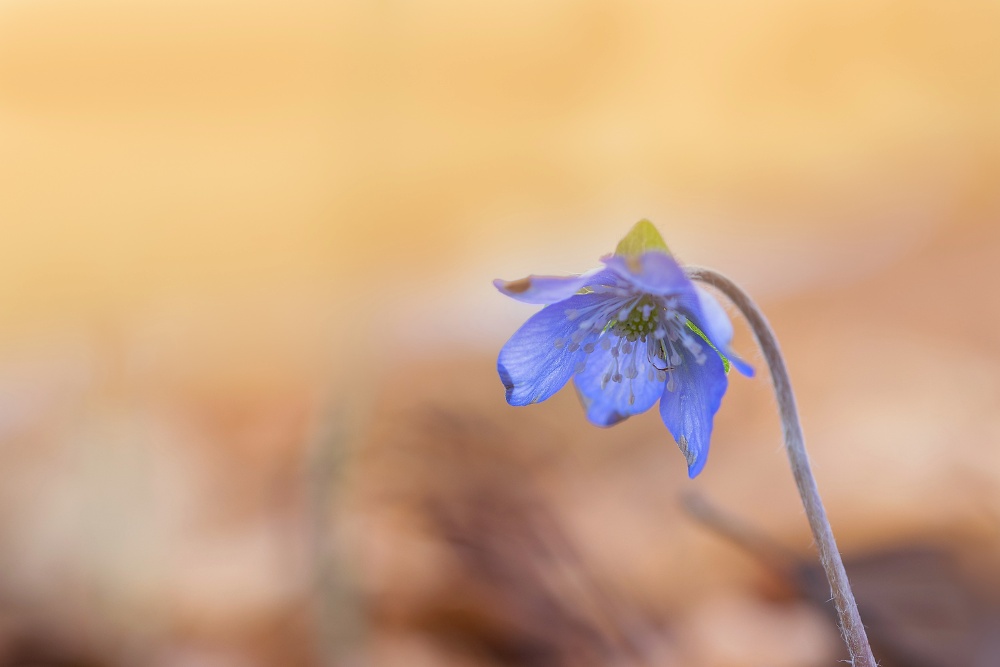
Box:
xmin=2 ymin=1 xmax=1000 ymax=665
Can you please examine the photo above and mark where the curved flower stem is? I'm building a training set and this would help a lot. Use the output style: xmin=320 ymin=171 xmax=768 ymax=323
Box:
xmin=686 ymin=267 xmax=877 ymax=667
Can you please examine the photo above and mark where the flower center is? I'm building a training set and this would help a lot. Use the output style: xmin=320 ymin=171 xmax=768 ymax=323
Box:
xmin=612 ymin=297 xmax=659 ymax=341
xmin=555 ymin=292 xmax=710 ymax=404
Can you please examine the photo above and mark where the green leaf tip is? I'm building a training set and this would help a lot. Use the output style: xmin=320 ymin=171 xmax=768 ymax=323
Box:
xmin=686 ymin=320 xmax=731 ymax=374
xmin=614 ymin=219 xmax=670 ymax=257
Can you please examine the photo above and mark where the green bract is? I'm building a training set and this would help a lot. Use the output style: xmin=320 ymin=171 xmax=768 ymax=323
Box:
xmin=614 ymin=219 xmax=671 ymax=257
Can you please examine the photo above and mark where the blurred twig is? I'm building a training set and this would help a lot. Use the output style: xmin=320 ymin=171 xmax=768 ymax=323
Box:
xmin=681 ymin=491 xmax=799 ymax=581
xmin=305 ymin=397 xmax=368 ymax=667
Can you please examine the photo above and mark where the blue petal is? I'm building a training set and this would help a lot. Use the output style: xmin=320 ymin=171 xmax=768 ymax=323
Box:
xmin=658 ymin=349 xmax=728 ymax=478
xmin=493 ymin=268 xmax=613 ymax=305
xmin=694 ymin=286 xmax=754 ymax=378
xmin=498 ymin=293 xmax=603 ymax=405
xmin=602 ymin=251 xmax=691 ymax=296
xmin=572 ymin=340 xmax=666 ymax=426
xmin=695 ymin=286 xmax=734 ymax=348
xmin=725 ymin=351 xmax=755 ymax=378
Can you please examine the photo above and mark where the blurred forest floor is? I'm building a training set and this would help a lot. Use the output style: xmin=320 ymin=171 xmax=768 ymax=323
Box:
xmin=1 ymin=217 xmax=999 ymax=666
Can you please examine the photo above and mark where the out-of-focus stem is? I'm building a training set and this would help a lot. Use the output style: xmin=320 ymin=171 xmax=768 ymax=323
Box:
xmin=686 ymin=267 xmax=876 ymax=667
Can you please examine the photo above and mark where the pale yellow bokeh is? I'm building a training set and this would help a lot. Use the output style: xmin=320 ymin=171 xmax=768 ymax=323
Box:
xmin=2 ymin=0 xmax=998 ymax=362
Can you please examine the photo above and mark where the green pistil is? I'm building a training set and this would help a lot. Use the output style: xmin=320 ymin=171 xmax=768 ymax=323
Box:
xmin=622 ymin=311 xmax=655 ymax=337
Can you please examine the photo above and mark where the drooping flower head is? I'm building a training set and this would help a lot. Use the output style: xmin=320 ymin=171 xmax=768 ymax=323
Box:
xmin=495 ymin=220 xmax=753 ymax=477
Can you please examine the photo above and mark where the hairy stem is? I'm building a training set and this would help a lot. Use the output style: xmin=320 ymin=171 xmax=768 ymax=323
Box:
xmin=687 ymin=267 xmax=876 ymax=667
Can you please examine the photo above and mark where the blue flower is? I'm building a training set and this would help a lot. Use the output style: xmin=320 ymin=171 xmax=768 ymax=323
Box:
xmin=494 ymin=220 xmax=753 ymax=477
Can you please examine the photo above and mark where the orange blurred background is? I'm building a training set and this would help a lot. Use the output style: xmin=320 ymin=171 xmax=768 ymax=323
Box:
xmin=2 ymin=1 xmax=1000 ymax=665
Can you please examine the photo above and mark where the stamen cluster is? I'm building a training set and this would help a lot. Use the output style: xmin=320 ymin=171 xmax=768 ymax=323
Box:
xmin=551 ymin=288 xmax=710 ymax=405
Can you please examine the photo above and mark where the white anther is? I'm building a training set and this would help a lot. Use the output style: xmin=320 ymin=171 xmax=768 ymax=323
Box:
xmin=554 ymin=338 xmax=565 ymax=349
xmin=565 ymin=309 xmax=579 ymax=320
xmin=600 ymin=337 xmax=611 ymax=350
xmin=667 ymin=375 xmax=678 ymax=392
xmin=618 ymin=308 xmax=631 ymax=321
xmin=568 ymin=342 xmax=580 ymax=352
xmin=612 ymin=372 xmax=623 ymax=383
xmin=574 ymin=361 xmax=587 ymax=374
xmin=622 ymin=342 xmax=633 ymax=354
xmin=583 ymin=343 xmax=595 ymax=354
xmin=653 ymin=327 xmax=666 ymax=339
xmin=656 ymin=370 xmax=667 ymax=382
